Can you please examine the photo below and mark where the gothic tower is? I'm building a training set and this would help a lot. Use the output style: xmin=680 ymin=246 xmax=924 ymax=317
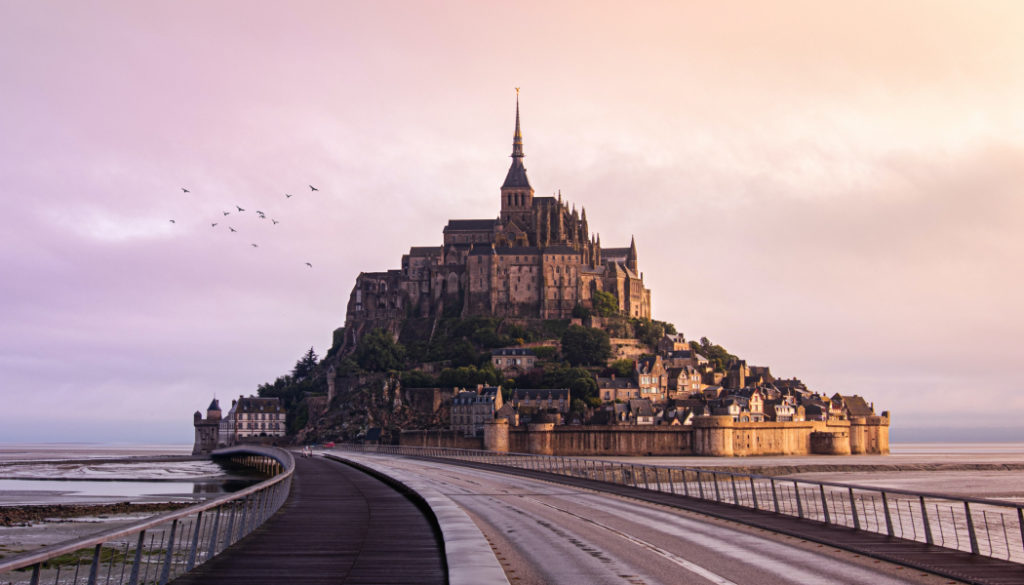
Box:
xmin=500 ymin=89 xmax=534 ymax=230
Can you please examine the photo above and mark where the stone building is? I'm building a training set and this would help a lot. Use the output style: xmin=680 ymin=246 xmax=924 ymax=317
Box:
xmin=192 ymin=399 xmax=222 ymax=455
xmin=230 ymin=396 xmax=287 ymax=441
xmin=342 ymin=95 xmax=651 ymax=348
xmin=491 ymin=347 xmax=537 ymax=374
xmin=451 ymin=386 xmax=503 ymax=436
xmin=192 ymin=395 xmax=286 ymax=454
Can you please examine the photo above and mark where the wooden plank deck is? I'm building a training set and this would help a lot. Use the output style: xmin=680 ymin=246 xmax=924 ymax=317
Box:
xmin=172 ymin=456 xmax=446 ymax=585
xmin=441 ymin=457 xmax=1024 ymax=585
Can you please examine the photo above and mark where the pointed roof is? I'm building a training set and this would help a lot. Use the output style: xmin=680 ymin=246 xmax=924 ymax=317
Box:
xmin=502 ymin=90 xmax=533 ymax=190
xmin=207 ymin=398 xmax=221 ymax=411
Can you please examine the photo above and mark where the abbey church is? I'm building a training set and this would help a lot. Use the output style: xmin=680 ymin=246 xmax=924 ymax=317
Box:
xmin=343 ymin=97 xmax=651 ymax=342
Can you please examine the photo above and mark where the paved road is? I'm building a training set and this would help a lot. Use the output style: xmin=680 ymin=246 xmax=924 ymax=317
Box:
xmin=340 ymin=453 xmax=968 ymax=585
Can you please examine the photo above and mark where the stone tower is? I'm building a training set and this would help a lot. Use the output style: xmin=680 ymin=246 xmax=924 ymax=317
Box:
xmin=499 ymin=89 xmax=534 ymax=231
xmin=192 ymin=398 xmax=222 ymax=455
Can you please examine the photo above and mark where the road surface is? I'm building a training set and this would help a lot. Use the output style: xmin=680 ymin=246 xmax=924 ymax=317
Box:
xmin=339 ymin=453 xmax=965 ymax=585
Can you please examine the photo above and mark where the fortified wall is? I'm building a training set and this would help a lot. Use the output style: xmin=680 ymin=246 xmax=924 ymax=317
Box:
xmin=402 ymin=415 xmax=889 ymax=457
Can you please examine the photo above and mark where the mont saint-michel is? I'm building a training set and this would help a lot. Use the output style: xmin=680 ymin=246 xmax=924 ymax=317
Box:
xmin=203 ymin=97 xmax=890 ymax=458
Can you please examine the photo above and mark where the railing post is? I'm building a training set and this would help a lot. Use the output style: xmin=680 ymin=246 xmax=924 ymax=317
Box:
xmin=86 ymin=543 xmax=102 ymax=585
xmin=237 ymin=498 xmax=249 ymax=541
xmin=730 ymin=475 xmax=739 ymax=505
xmin=881 ymin=492 xmax=894 ymax=537
xmin=668 ymin=469 xmax=676 ymax=495
xmin=207 ymin=507 xmax=222 ymax=559
xmin=127 ymin=530 xmax=146 ymax=585
xmin=28 ymin=563 xmax=40 ymax=585
xmin=682 ymin=470 xmax=690 ymax=497
xmin=697 ymin=471 xmax=705 ymax=500
xmin=794 ymin=481 xmax=804 ymax=519
xmin=965 ymin=502 xmax=980 ymax=555
xmin=850 ymin=488 xmax=860 ymax=530
xmin=641 ymin=466 xmax=649 ymax=490
xmin=187 ymin=511 xmax=204 ymax=570
xmin=713 ymin=473 xmax=722 ymax=502
xmin=820 ymin=485 xmax=830 ymax=524
xmin=750 ymin=477 xmax=759 ymax=510
xmin=771 ymin=478 xmax=779 ymax=513
xmin=225 ymin=503 xmax=238 ymax=548
xmin=159 ymin=519 xmax=178 ymax=585
xmin=1018 ymin=507 xmax=1024 ymax=558
xmin=921 ymin=496 xmax=934 ymax=545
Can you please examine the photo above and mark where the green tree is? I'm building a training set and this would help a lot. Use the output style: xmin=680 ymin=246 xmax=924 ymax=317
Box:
xmin=607 ymin=358 xmax=634 ymax=378
xmin=592 ymin=290 xmax=618 ymax=317
xmin=561 ymin=325 xmax=612 ymax=366
xmin=292 ymin=347 xmax=319 ymax=380
xmin=530 ymin=346 xmax=558 ymax=360
xmin=438 ymin=364 xmax=501 ymax=388
xmin=694 ymin=336 xmax=736 ymax=373
xmin=354 ymin=328 xmax=406 ymax=372
xmin=571 ymin=303 xmax=591 ymax=319
xmin=634 ymin=319 xmax=666 ymax=347
xmin=401 ymin=370 xmax=437 ymax=388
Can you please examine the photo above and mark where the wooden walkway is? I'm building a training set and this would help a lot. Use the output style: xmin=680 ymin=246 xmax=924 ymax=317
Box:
xmin=172 ymin=456 xmax=446 ymax=585
xmin=443 ymin=458 xmax=1024 ymax=585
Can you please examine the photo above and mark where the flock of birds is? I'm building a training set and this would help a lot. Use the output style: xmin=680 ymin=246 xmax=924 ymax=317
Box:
xmin=170 ymin=184 xmax=320 ymax=268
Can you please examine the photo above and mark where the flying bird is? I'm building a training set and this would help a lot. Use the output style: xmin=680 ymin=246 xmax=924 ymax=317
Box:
xmin=211 ymin=222 xmax=218 ymax=227
xmin=181 ymin=187 xmax=190 ymax=193
xmin=229 ymin=227 xmax=237 ymax=232
xmin=223 ymin=211 xmax=230 ymax=216
xmin=251 ymin=243 xmax=258 ymax=248
xmin=236 ymin=205 xmax=245 ymax=212
xmin=169 ymin=219 xmax=176 ymax=223
xmin=272 ymin=219 xmax=279 ymax=225
xmin=256 ymin=211 xmax=266 ymax=218
xmin=285 ymin=193 xmax=293 ymax=198
xmin=305 ymin=262 xmax=312 ymax=268
xmin=309 ymin=184 xmax=318 ymax=191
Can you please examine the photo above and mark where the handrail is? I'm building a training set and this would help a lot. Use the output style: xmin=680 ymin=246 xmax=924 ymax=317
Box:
xmin=343 ymin=444 xmax=1024 ymax=565
xmin=0 ymin=446 xmax=294 ymax=584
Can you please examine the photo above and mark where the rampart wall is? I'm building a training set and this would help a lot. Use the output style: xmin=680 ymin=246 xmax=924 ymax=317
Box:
xmin=399 ymin=429 xmax=484 ymax=450
xmin=401 ymin=416 xmax=890 ymax=457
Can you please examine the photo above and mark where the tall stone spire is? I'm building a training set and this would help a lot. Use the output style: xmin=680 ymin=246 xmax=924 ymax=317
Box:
xmin=512 ymin=89 xmax=524 ymax=159
xmin=501 ymin=89 xmax=532 ymax=190
xmin=627 ymin=235 xmax=638 ymax=273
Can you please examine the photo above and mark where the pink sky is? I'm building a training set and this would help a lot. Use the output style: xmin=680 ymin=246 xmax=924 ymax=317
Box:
xmin=2 ymin=1 xmax=1022 ymax=443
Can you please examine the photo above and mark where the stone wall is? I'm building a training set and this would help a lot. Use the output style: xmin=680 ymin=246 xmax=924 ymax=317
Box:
xmin=402 ymin=415 xmax=889 ymax=457
xmin=509 ymin=425 xmax=693 ymax=456
xmin=399 ymin=429 xmax=484 ymax=450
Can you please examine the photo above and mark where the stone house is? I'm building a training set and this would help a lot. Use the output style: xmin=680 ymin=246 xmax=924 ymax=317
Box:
xmin=508 ymin=388 xmax=570 ymax=414
xmin=662 ymin=348 xmax=708 ymax=369
xmin=596 ymin=375 xmax=640 ymax=403
xmin=657 ymin=334 xmax=689 ymax=354
xmin=451 ymin=386 xmax=503 ymax=436
xmin=231 ymin=396 xmax=287 ymax=441
xmin=628 ymin=399 xmax=656 ymax=425
xmin=666 ymin=365 xmax=703 ymax=398
xmin=491 ymin=347 xmax=537 ymax=374
xmin=831 ymin=393 xmax=876 ymax=419
xmin=635 ymin=355 xmax=668 ymax=403
xmin=736 ymin=388 xmax=766 ymax=422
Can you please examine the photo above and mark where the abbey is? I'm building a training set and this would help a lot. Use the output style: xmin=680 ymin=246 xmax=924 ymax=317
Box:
xmin=344 ymin=97 xmax=651 ymax=341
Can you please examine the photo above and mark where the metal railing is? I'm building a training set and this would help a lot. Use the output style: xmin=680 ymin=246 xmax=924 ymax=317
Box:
xmin=0 ymin=446 xmax=294 ymax=585
xmin=341 ymin=444 xmax=1024 ymax=564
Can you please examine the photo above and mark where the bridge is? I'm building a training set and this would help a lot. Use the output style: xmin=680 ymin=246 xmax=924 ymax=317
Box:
xmin=3 ymin=445 xmax=1024 ymax=585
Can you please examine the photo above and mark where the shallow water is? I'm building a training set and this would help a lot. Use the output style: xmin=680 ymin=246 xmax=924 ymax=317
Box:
xmin=0 ymin=444 xmax=257 ymax=506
